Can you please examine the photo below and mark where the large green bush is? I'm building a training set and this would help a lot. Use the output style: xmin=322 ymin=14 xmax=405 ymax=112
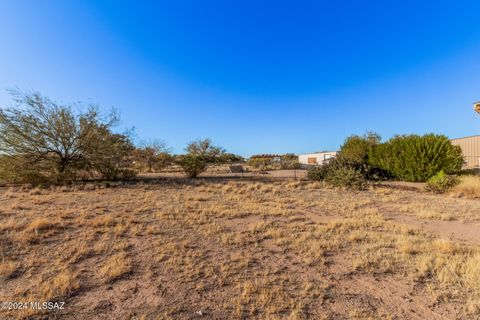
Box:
xmin=340 ymin=132 xmax=380 ymax=163
xmin=368 ymin=134 xmax=463 ymax=182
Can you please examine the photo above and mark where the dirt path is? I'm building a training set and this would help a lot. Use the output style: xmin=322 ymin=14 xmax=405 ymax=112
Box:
xmin=384 ymin=211 xmax=480 ymax=245
xmin=302 ymin=204 xmax=480 ymax=246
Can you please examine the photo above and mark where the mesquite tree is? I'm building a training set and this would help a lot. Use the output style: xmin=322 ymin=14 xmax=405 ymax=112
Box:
xmin=0 ymin=89 xmax=133 ymax=183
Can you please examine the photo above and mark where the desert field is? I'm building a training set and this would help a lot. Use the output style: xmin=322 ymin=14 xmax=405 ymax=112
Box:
xmin=1 ymin=176 xmax=480 ymax=319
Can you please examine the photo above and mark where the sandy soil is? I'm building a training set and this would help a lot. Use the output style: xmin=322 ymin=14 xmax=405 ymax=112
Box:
xmin=139 ymin=169 xmax=309 ymax=180
xmin=0 ymin=177 xmax=479 ymax=319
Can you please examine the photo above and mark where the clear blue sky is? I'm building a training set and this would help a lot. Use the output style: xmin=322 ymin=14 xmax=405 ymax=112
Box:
xmin=1 ymin=1 xmax=480 ymax=156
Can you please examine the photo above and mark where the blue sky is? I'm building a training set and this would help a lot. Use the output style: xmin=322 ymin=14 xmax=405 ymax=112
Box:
xmin=1 ymin=1 xmax=480 ymax=156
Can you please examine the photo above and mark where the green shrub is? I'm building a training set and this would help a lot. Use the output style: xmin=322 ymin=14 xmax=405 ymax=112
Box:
xmin=307 ymin=165 xmax=329 ymax=181
xmin=425 ymin=170 xmax=459 ymax=193
xmin=340 ymin=132 xmax=380 ymax=163
xmin=327 ymin=165 xmax=366 ymax=189
xmin=177 ymin=154 xmax=207 ymax=178
xmin=325 ymin=157 xmax=367 ymax=189
xmin=369 ymin=134 xmax=463 ymax=182
xmin=308 ymin=156 xmax=367 ymax=189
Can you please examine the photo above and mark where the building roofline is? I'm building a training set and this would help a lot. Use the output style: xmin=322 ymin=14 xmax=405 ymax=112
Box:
xmin=450 ymin=135 xmax=480 ymax=140
xmin=299 ymin=151 xmax=338 ymax=155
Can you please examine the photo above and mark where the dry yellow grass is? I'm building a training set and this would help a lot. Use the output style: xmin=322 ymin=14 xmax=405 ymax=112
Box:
xmin=0 ymin=179 xmax=479 ymax=319
xmin=25 ymin=218 xmax=55 ymax=233
xmin=99 ymin=251 xmax=133 ymax=282
xmin=0 ymin=260 xmax=19 ymax=279
xmin=41 ymin=270 xmax=80 ymax=300
xmin=452 ymin=175 xmax=480 ymax=198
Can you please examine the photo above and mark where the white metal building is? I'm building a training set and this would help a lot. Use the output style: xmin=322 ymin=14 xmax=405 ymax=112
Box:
xmin=298 ymin=151 xmax=338 ymax=165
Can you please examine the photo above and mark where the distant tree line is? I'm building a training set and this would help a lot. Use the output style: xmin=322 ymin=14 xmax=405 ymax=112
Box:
xmin=1 ymin=90 xmax=465 ymax=187
xmin=0 ymin=90 xmax=243 ymax=184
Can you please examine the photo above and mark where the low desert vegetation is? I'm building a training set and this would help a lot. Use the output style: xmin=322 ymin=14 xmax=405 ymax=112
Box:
xmin=307 ymin=155 xmax=368 ymax=189
xmin=0 ymin=89 xmax=135 ymax=184
xmin=452 ymin=175 xmax=480 ymax=198
xmin=368 ymin=134 xmax=463 ymax=182
xmin=41 ymin=270 xmax=80 ymax=301
xmin=0 ymin=91 xmax=244 ymax=184
xmin=307 ymin=132 xmax=385 ymax=189
xmin=425 ymin=170 xmax=459 ymax=193
xmin=309 ymin=132 xmax=467 ymax=190
xmin=100 ymin=251 xmax=133 ymax=283
xmin=1 ymin=90 xmax=469 ymax=190
xmin=176 ymin=138 xmax=228 ymax=178
xmin=133 ymin=139 xmax=172 ymax=173
xmin=1 ymin=179 xmax=480 ymax=319
xmin=176 ymin=154 xmax=209 ymax=178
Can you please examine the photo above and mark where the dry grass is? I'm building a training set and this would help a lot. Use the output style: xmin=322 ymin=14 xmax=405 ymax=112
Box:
xmin=383 ymin=185 xmax=480 ymax=222
xmin=1 ymin=179 xmax=480 ymax=319
xmin=41 ymin=270 xmax=80 ymax=300
xmin=0 ymin=260 xmax=19 ymax=279
xmin=452 ymin=175 xmax=480 ymax=198
xmin=99 ymin=252 xmax=133 ymax=282
xmin=397 ymin=203 xmax=456 ymax=221
xmin=25 ymin=218 xmax=55 ymax=233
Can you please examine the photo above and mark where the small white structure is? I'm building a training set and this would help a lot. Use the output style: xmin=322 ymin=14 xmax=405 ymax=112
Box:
xmin=298 ymin=151 xmax=338 ymax=166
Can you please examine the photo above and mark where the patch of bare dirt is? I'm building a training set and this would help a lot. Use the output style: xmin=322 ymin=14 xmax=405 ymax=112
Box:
xmin=384 ymin=211 xmax=480 ymax=246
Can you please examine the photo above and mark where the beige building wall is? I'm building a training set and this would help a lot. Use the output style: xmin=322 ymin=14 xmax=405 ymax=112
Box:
xmin=298 ymin=152 xmax=338 ymax=166
xmin=451 ymin=135 xmax=480 ymax=168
